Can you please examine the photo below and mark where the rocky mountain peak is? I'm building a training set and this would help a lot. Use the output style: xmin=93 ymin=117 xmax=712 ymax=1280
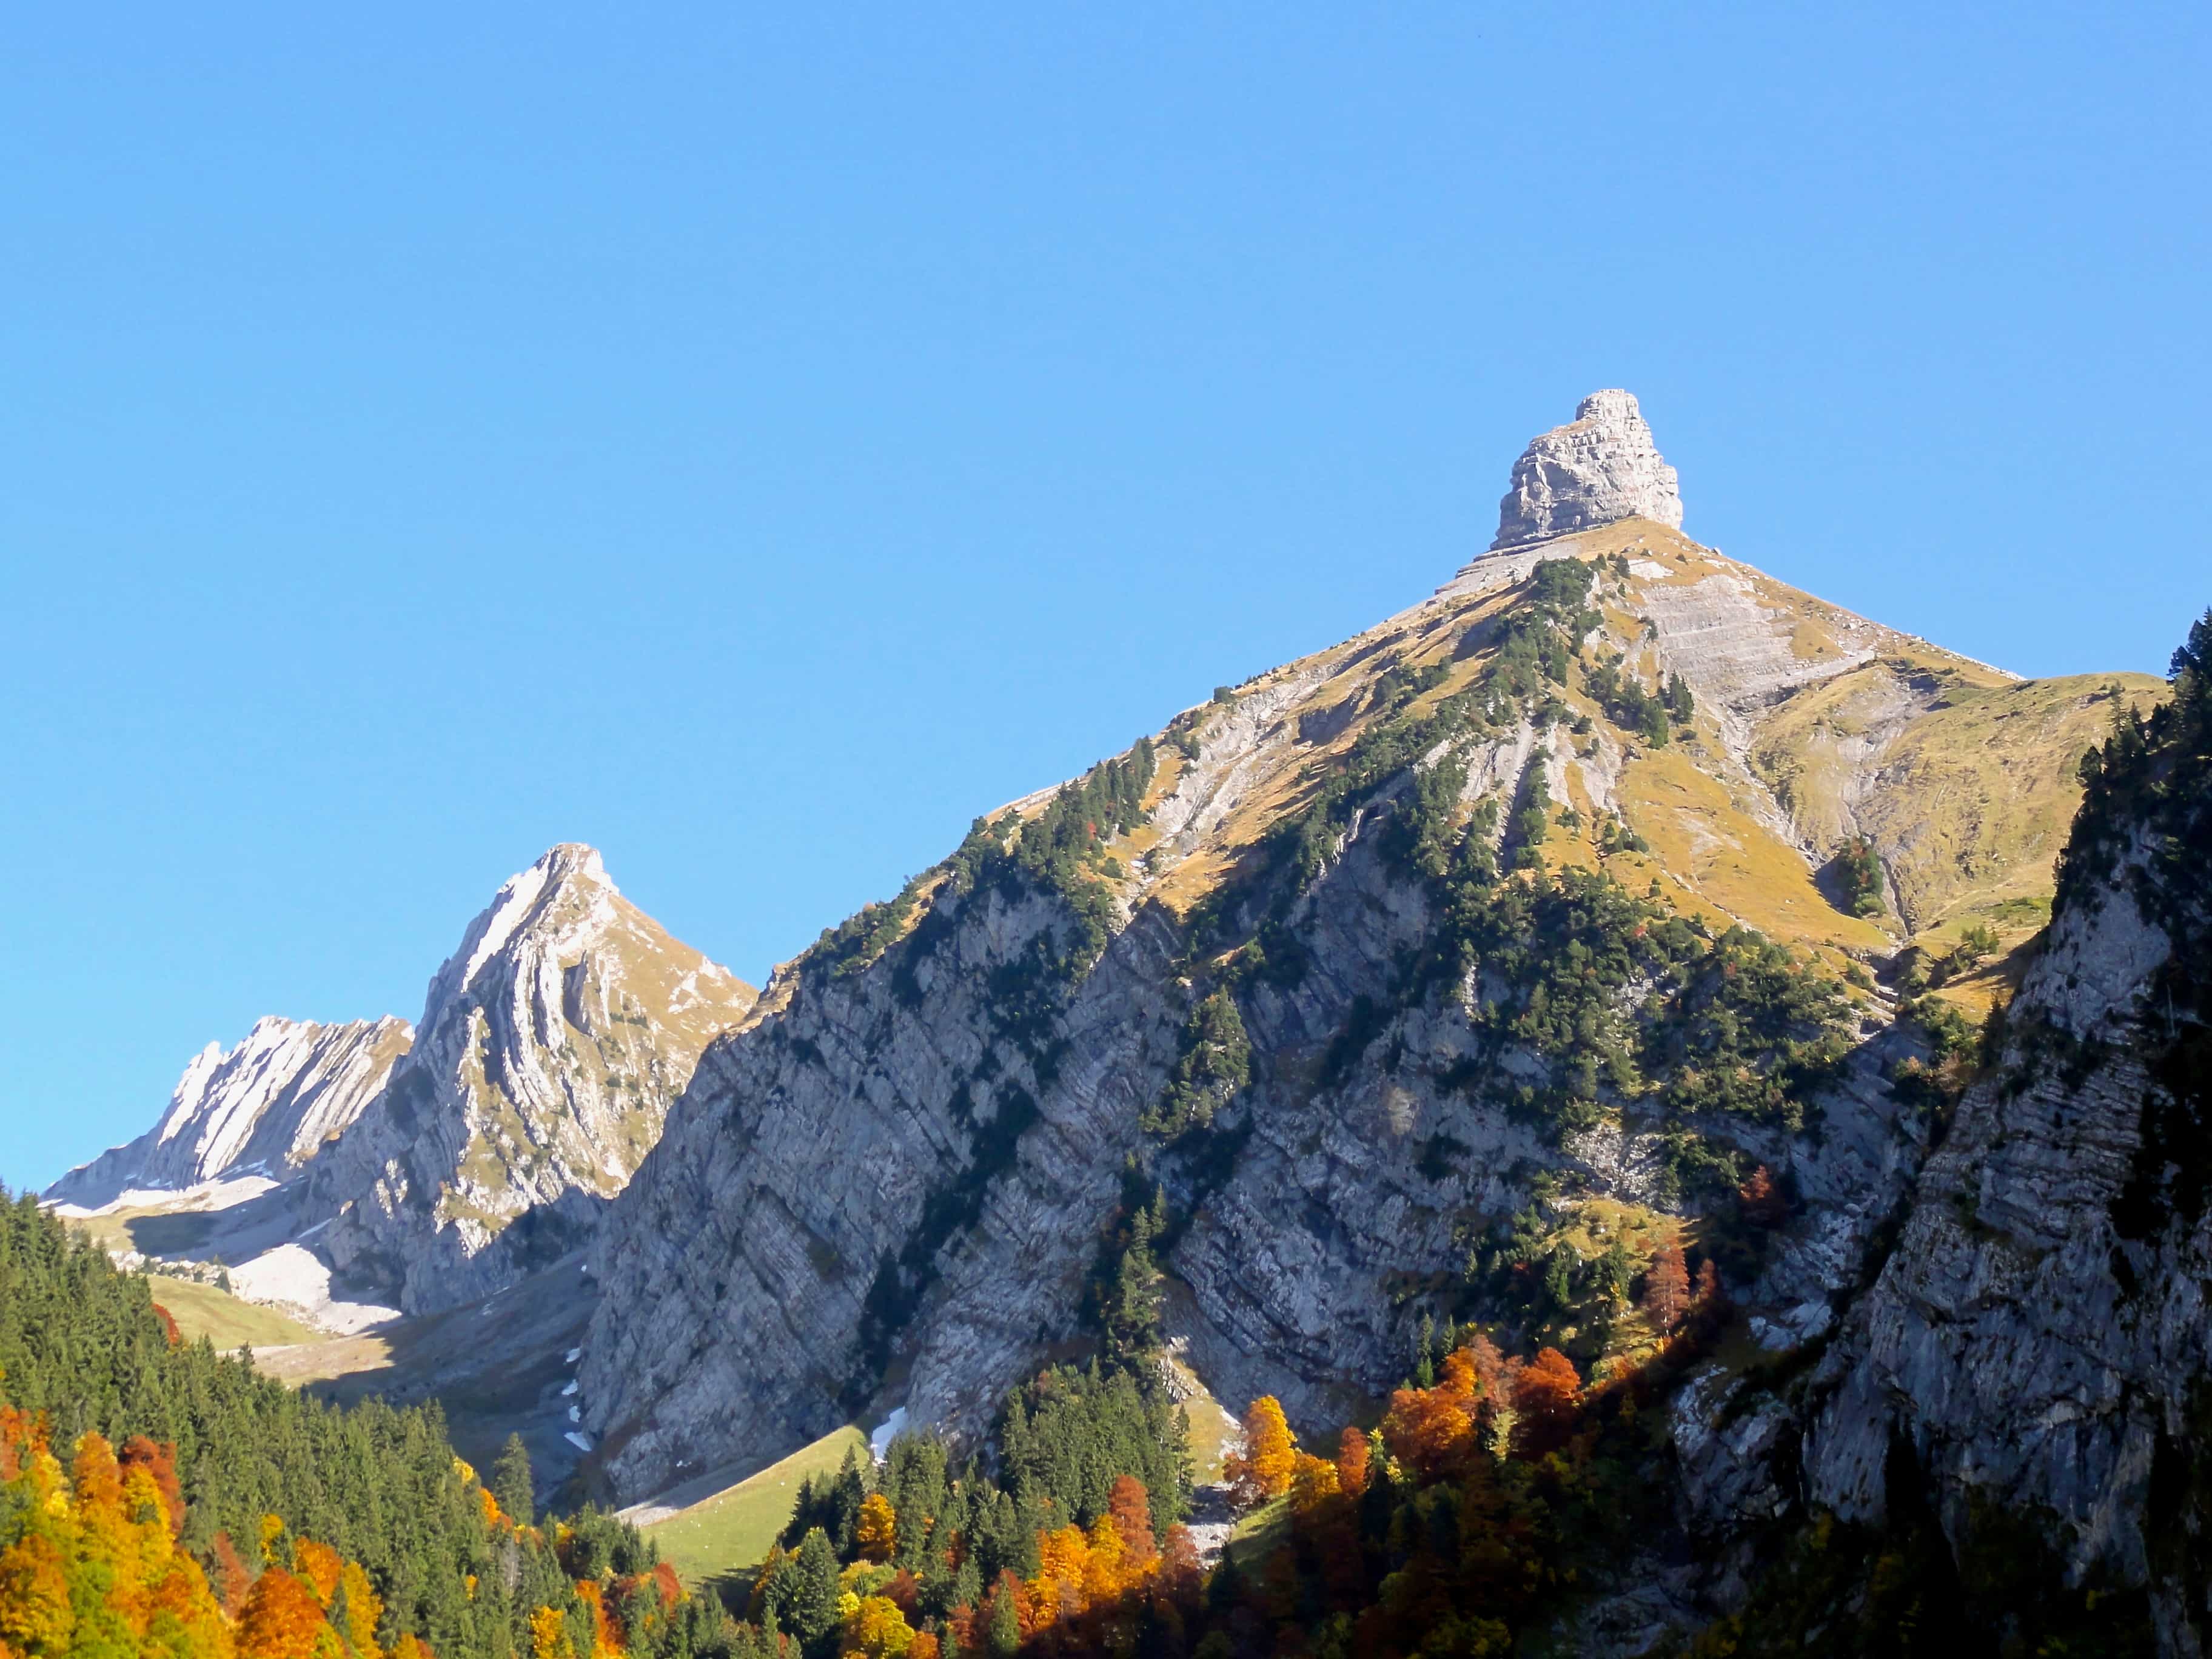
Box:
xmin=314 ymin=844 xmax=760 ymax=1312
xmin=420 ymin=842 xmax=616 ymax=1025
xmin=45 ymin=1013 xmax=414 ymax=1212
xmin=1490 ymin=387 xmax=1683 ymax=550
xmin=49 ymin=839 xmax=762 ymax=1329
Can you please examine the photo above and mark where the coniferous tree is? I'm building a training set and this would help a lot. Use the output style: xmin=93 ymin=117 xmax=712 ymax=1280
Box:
xmin=789 ymin=1528 xmax=843 ymax=1658
xmin=492 ymin=1432 xmax=535 ymax=1527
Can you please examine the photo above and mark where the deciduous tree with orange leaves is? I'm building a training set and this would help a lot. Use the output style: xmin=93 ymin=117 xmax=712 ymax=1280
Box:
xmin=1381 ymin=1347 xmax=1483 ymax=1482
xmin=1106 ymin=1475 xmax=1156 ymax=1567
xmin=1513 ymin=1346 xmax=1583 ymax=1454
xmin=238 ymin=1565 xmax=341 ymax=1658
xmin=1224 ymin=1396 xmax=1296 ymax=1510
xmin=1334 ymin=1426 xmax=1371 ymax=1500
xmin=1643 ymin=1241 xmax=1690 ymax=1331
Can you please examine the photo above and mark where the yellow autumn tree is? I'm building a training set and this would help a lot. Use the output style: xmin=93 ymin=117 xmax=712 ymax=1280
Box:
xmin=338 ymin=1560 xmax=384 ymax=1658
xmin=844 ymin=1592 xmax=917 ymax=1657
xmin=0 ymin=1533 xmax=75 ymax=1655
xmin=1287 ymin=1450 xmax=1341 ymax=1517
xmin=1225 ymin=1396 xmax=1296 ymax=1509
xmin=855 ymin=1492 xmax=899 ymax=1564
xmin=1028 ymin=1524 xmax=1092 ymax=1629
xmin=529 ymin=1604 xmax=575 ymax=1659
xmin=0 ymin=1418 xmax=239 ymax=1659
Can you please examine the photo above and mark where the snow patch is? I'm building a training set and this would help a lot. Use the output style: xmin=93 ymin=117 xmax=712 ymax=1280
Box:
xmin=227 ymin=1244 xmax=398 ymax=1335
xmin=869 ymin=1407 xmax=908 ymax=1464
xmin=565 ymin=1432 xmax=594 ymax=1453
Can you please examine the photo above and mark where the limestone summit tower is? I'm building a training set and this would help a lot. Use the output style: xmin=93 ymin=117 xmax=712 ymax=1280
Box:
xmin=1491 ymin=389 xmax=1683 ymax=550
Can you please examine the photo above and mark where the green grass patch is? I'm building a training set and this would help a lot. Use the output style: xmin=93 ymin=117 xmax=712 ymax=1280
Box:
xmin=146 ymin=1274 xmax=330 ymax=1350
xmin=1225 ymin=1496 xmax=1290 ymax=1569
xmin=643 ymin=1426 xmax=868 ymax=1587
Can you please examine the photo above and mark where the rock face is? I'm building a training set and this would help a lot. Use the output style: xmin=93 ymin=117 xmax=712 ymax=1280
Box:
xmin=578 ymin=510 xmax=2139 ymax=1512
xmin=1797 ymin=834 xmax=2210 ymax=1645
xmin=1491 ymin=389 xmax=1683 ymax=551
xmin=312 ymin=844 xmax=758 ymax=1314
xmin=45 ymin=1015 xmax=412 ymax=1211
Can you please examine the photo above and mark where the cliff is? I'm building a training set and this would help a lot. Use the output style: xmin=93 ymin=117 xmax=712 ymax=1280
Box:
xmin=1493 ymin=389 xmax=1684 ymax=550
xmin=1793 ymin=630 xmax=2212 ymax=1652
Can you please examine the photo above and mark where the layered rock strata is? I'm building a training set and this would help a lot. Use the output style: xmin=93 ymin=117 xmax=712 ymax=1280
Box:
xmin=47 ymin=1015 xmax=412 ymax=1211
xmin=580 ymin=504 xmax=2132 ymax=1507
xmin=313 ymin=843 xmax=758 ymax=1313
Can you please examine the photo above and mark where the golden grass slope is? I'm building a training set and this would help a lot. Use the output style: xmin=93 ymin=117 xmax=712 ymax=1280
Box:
xmin=1096 ymin=515 xmax=2160 ymax=968
xmin=146 ymin=1273 xmax=332 ymax=1350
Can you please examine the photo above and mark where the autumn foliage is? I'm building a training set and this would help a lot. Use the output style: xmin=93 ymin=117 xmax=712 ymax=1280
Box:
xmin=0 ymin=1415 xmax=236 ymax=1659
xmin=1643 ymin=1239 xmax=1691 ymax=1330
xmin=1223 ymin=1395 xmax=1296 ymax=1510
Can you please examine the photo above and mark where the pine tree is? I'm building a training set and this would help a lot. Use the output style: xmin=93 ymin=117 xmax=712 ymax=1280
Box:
xmin=984 ymin=1572 xmax=1022 ymax=1658
xmin=789 ymin=1527 xmax=842 ymax=1656
xmin=492 ymin=1433 xmax=534 ymax=1528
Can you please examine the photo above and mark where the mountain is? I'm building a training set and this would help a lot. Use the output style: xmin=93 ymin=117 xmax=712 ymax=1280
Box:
xmin=50 ymin=843 xmax=757 ymax=1326
xmin=577 ymin=391 xmax=2167 ymax=1526
xmin=310 ymin=843 xmax=759 ymax=1314
xmin=45 ymin=1014 xmax=412 ymax=1212
xmin=28 ymin=389 xmax=2209 ymax=1653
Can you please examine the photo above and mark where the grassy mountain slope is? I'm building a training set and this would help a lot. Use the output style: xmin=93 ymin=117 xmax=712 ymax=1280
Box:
xmin=1119 ymin=517 xmax=2159 ymax=968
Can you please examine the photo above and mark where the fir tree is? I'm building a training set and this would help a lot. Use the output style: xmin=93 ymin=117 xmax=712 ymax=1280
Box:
xmin=492 ymin=1432 xmax=535 ymax=1527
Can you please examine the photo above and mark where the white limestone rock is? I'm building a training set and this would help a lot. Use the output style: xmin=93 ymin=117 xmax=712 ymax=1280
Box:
xmin=1491 ymin=389 xmax=1683 ymax=551
xmin=45 ymin=1015 xmax=412 ymax=1211
xmin=311 ymin=843 xmax=759 ymax=1315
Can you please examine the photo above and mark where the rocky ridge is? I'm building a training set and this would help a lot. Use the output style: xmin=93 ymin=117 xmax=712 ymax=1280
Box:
xmin=1492 ymin=389 xmax=1684 ymax=550
xmin=50 ymin=844 xmax=759 ymax=1331
xmin=46 ymin=1014 xmax=412 ymax=1212
xmin=1792 ymin=662 xmax=2212 ymax=1649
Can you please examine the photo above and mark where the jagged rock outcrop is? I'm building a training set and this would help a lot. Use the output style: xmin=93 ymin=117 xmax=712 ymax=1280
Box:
xmin=45 ymin=1015 xmax=412 ymax=1211
xmin=1491 ymin=389 xmax=1683 ymax=550
xmin=312 ymin=843 xmax=758 ymax=1314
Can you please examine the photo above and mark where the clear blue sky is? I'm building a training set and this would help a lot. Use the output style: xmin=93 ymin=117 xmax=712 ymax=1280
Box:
xmin=3 ymin=5 xmax=2205 ymax=1190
